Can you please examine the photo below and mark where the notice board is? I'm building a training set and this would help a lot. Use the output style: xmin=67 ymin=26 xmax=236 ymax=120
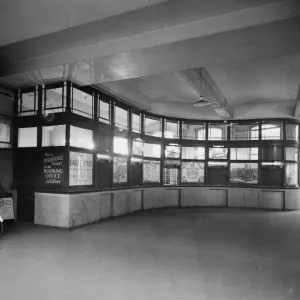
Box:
xmin=43 ymin=150 xmax=65 ymax=185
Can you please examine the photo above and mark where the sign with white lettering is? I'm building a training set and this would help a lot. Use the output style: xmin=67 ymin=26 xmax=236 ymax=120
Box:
xmin=0 ymin=197 xmax=14 ymax=220
xmin=43 ymin=151 xmax=64 ymax=185
xmin=69 ymin=152 xmax=93 ymax=186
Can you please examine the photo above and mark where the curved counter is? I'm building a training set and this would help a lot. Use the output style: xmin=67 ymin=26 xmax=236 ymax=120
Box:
xmin=35 ymin=187 xmax=300 ymax=228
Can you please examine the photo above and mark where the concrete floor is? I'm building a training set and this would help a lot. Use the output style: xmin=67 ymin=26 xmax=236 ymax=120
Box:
xmin=1 ymin=208 xmax=300 ymax=300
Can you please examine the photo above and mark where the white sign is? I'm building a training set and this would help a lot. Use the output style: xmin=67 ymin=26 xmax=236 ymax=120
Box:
xmin=69 ymin=152 xmax=93 ymax=186
xmin=0 ymin=197 xmax=14 ymax=220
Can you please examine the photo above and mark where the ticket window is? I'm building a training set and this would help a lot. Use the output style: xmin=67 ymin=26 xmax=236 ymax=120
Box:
xmin=163 ymin=160 xmax=180 ymax=186
xmin=261 ymin=163 xmax=283 ymax=187
xmin=208 ymin=162 xmax=228 ymax=185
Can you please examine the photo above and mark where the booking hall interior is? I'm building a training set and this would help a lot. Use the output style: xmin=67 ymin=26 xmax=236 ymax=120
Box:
xmin=0 ymin=1 xmax=300 ymax=299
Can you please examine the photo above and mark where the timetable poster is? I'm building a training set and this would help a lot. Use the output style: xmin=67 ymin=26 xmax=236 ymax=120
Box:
xmin=69 ymin=152 xmax=93 ymax=186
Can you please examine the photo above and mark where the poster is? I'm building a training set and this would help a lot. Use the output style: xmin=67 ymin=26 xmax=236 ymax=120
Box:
xmin=143 ymin=160 xmax=160 ymax=183
xmin=113 ymin=157 xmax=128 ymax=183
xmin=69 ymin=152 xmax=93 ymax=186
xmin=181 ymin=162 xmax=205 ymax=183
xmin=230 ymin=163 xmax=258 ymax=184
xmin=0 ymin=197 xmax=14 ymax=220
xmin=43 ymin=151 xmax=64 ymax=185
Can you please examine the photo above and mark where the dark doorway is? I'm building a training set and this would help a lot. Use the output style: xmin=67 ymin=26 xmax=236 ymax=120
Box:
xmin=261 ymin=166 xmax=283 ymax=187
xmin=16 ymin=149 xmax=40 ymax=222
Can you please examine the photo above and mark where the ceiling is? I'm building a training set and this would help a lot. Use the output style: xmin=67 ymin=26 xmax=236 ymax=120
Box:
xmin=0 ymin=0 xmax=299 ymax=120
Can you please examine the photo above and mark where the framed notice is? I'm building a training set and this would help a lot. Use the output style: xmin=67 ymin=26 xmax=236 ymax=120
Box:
xmin=181 ymin=162 xmax=205 ymax=183
xmin=69 ymin=152 xmax=93 ymax=186
xmin=43 ymin=151 xmax=64 ymax=185
xmin=0 ymin=198 xmax=14 ymax=220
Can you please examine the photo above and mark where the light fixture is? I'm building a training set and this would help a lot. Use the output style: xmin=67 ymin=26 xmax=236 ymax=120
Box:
xmin=194 ymin=68 xmax=211 ymax=107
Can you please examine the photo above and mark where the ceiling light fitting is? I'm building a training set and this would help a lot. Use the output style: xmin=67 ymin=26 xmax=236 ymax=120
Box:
xmin=193 ymin=68 xmax=210 ymax=107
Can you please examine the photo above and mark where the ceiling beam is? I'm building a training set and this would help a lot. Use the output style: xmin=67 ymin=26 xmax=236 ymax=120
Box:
xmin=178 ymin=68 xmax=233 ymax=119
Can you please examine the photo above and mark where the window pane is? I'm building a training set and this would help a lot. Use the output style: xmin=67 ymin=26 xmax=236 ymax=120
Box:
xmin=285 ymin=147 xmax=298 ymax=161
xmin=230 ymin=123 xmax=259 ymax=140
xmin=182 ymin=147 xmax=205 ymax=160
xmin=209 ymin=148 xmax=228 ymax=159
xmin=262 ymin=122 xmax=282 ymax=140
xmin=144 ymin=143 xmax=161 ymax=158
xmin=144 ymin=117 xmax=162 ymax=137
xmin=230 ymin=163 xmax=258 ymax=184
xmin=115 ymin=106 xmax=128 ymax=129
xmin=261 ymin=146 xmax=282 ymax=160
xmin=20 ymin=91 xmax=36 ymax=115
xmin=18 ymin=127 xmax=37 ymax=147
xmin=70 ymin=126 xmax=94 ymax=149
xmin=286 ymin=124 xmax=299 ymax=141
xmin=286 ymin=163 xmax=298 ymax=186
xmin=208 ymin=124 xmax=227 ymax=140
xmin=230 ymin=148 xmax=258 ymax=160
xmin=113 ymin=157 xmax=128 ymax=183
xmin=181 ymin=162 xmax=205 ymax=183
xmin=69 ymin=152 xmax=93 ymax=186
xmin=164 ymin=120 xmax=179 ymax=139
xmin=0 ymin=117 xmax=11 ymax=143
xmin=113 ymin=137 xmax=128 ymax=155
xmin=72 ymin=87 xmax=93 ymax=119
xmin=143 ymin=160 xmax=160 ymax=183
xmin=99 ymin=100 xmax=110 ymax=124
xmin=182 ymin=123 xmax=205 ymax=140
xmin=165 ymin=145 xmax=180 ymax=158
xmin=132 ymin=139 xmax=143 ymax=156
xmin=42 ymin=125 xmax=66 ymax=147
xmin=132 ymin=113 xmax=141 ymax=133
xmin=44 ymin=86 xmax=65 ymax=113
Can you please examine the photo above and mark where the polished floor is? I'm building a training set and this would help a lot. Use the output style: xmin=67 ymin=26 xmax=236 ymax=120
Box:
xmin=1 ymin=208 xmax=300 ymax=300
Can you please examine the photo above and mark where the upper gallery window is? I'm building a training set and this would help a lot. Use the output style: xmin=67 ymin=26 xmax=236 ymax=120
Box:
xmin=115 ymin=106 xmax=128 ymax=130
xmin=261 ymin=122 xmax=282 ymax=140
xmin=208 ymin=124 xmax=227 ymax=140
xmin=71 ymin=86 xmax=94 ymax=119
xmin=144 ymin=116 xmax=162 ymax=137
xmin=98 ymin=99 xmax=110 ymax=124
xmin=19 ymin=90 xmax=37 ymax=116
xmin=164 ymin=120 xmax=179 ymax=139
xmin=230 ymin=123 xmax=259 ymax=140
xmin=182 ymin=122 xmax=206 ymax=140
xmin=44 ymin=84 xmax=66 ymax=114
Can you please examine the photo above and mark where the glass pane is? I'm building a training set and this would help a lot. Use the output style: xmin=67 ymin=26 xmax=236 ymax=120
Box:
xmin=262 ymin=123 xmax=282 ymax=140
xmin=44 ymin=86 xmax=65 ymax=113
xmin=230 ymin=123 xmax=259 ymax=140
xmin=144 ymin=143 xmax=161 ymax=158
xmin=163 ymin=168 xmax=179 ymax=185
xmin=70 ymin=126 xmax=94 ymax=149
xmin=209 ymin=148 xmax=228 ymax=159
xmin=69 ymin=152 xmax=93 ymax=186
xmin=0 ymin=117 xmax=11 ymax=143
xmin=20 ymin=91 xmax=36 ymax=115
xmin=115 ymin=106 xmax=128 ymax=129
xmin=230 ymin=163 xmax=258 ymax=184
xmin=18 ymin=127 xmax=37 ymax=147
xmin=208 ymin=124 xmax=227 ymax=140
xmin=230 ymin=148 xmax=258 ymax=160
xmin=286 ymin=163 xmax=298 ymax=186
xmin=143 ymin=160 xmax=160 ymax=183
xmin=286 ymin=124 xmax=299 ymax=141
xmin=72 ymin=87 xmax=93 ymax=119
xmin=144 ymin=117 xmax=162 ymax=137
xmin=99 ymin=100 xmax=110 ymax=124
xmin=132 ymin=113 xmax=141 ymax=133
xmin=182 ymin=147 xmax=205 ymax=160
xmin=165 ymin=145 xmax=180 ymax=158
xmin=42 ymin=125 xmax=66 ymax=147
xmin=181 ymin=162 xmax=205 ymax=183
xmin=113 ymin=157 xmax=128 ymax=183
xmin=132 ymin=139 xmax=143 ymax=156
xmin=113 ymin=137 xmax=128 ymax=155
xmin=261 ymin=146 xmax=282 ymax=161
xmin=285 ymin=147 xmax=298 ymax=161
xmin=182 ymin=123 xmax=205 ymax=140
xmin=164 ymin=120 xmax=179 ymax=139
